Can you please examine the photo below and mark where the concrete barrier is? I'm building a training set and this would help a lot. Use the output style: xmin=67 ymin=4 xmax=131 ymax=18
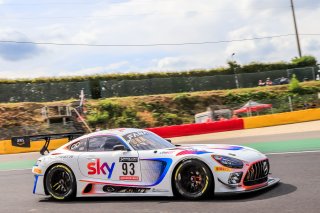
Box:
xmin=243 ymin=108 xmax=320 ymax=129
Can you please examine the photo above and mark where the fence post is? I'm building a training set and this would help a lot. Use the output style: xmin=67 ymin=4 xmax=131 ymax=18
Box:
xmin=288 ymin=96 xmax=293 ymax=112
xmin=312 ymin=67 xmax=316 ymax=80
xmin=286 ymin=69 xmax=290 ymax=78
xmin=235 ymin=74 xmax=240 ymax=89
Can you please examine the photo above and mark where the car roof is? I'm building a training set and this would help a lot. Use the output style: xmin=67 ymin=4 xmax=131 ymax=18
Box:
xmin=76 ymin=128 xmax=146 ymax=140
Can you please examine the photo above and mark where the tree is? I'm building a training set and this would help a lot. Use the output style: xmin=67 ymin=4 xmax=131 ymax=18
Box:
xmin=227 ymin=60 xmax=241 ymax=74
xmin=291 ymin=55 xmax=317 ymax=67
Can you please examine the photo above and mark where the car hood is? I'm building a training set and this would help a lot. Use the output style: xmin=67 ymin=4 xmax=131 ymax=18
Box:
xmin=157 ymin=144 xmax=267 ymax=162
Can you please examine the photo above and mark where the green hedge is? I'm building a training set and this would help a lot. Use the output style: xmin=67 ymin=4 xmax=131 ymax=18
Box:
xmin=0 ymin=56 xmax=317 ymax=84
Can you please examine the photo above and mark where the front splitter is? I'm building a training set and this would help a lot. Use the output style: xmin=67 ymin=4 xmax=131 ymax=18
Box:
xmin=216 ymin=177 xmax=280 ymax=195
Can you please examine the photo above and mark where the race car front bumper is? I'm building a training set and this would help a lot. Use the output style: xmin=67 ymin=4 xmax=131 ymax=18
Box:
xmin=240 ymin=177 xmax=280 ymax=193
xmin=33 ymin=174 xmax=46 ymax=195
xmin=216 ymin=177 xmax=280 ymax=194
xmin=32 ymin=166 xmax=46 ymax=195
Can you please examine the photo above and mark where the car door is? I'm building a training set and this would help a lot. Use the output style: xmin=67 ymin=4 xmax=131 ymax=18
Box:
xmin=78 ymin=135 xmax=141 ymax=183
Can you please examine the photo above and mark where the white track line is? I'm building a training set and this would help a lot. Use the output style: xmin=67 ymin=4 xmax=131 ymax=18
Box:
xmin=266 ymin=150 xmax=320 ymax=155
xmin=0 ymin=168 xmax=31 ymax=172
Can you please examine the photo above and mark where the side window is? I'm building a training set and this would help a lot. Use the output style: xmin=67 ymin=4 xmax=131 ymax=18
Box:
xmin=88 ymin=136 xmax=124 ymax=152
xmin=69 ymin=139 xmax=87 ymax=152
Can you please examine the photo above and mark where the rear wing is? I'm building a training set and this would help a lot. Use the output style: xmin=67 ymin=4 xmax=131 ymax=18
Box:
xmin=11 ymin=132 xmax=84 ymax=155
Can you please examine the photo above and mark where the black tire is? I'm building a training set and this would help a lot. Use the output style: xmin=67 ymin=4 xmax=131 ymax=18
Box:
xmin=173 ymin=159 xmax=213 ymax=199
xmin=45 ymin=164 xmax=76 ymax=200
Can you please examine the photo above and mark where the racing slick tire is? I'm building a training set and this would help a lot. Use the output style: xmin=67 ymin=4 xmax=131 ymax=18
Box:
xmin=45 ymin=164 xmax=76 ymax=200
xmin=173 ymin=159 xmax=213 ymax=199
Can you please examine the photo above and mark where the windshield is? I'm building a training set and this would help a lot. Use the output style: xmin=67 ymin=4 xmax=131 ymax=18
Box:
xmin=122 ymin=130 xmax=175 ymax=150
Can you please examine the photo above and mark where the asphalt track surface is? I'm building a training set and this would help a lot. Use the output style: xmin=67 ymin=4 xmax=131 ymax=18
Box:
xmin=1 ymin=128 xmax=320 ymax=212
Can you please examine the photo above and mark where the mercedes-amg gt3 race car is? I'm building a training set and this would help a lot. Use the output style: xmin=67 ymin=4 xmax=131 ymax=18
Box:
xmin=32 ymin=128 xmax=280 ymax=200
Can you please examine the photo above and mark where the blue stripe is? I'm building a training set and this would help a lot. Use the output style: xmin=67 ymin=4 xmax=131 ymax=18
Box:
xmin=115 ymin=135 xmax=131 ymax=150
xmin=33 ymin=175 xmax=39 ymax=194
xmin=142 ymin=158 xmax=173 ymax=186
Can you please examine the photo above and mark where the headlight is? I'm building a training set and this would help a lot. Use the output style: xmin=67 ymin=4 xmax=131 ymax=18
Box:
xmin=228 ymin=172 xmax=243 ymax=184
xmin=212 ymin=155 xmax=243 ymax=169
xmin=36 ymin=159 xmax=42 ymax=165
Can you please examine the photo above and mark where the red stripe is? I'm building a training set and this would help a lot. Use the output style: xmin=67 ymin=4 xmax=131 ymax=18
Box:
xmin=80 ymin=179 xmax=142 ymax=187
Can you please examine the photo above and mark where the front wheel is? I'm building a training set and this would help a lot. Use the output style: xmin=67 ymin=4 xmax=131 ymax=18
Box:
xmin=173 ymin=159 xmax=213 ymax=199
xmin=45 ymin=164 xmax=76 ymax=200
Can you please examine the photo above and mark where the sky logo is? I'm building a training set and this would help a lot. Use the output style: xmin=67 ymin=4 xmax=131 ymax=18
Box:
xmin=87 ymin=159 xmax=115 ymax=179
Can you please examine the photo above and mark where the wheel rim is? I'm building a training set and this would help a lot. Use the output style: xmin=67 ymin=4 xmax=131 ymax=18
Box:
xmin=176 ymin=163 xmax=208 ymax=196
xmin=49 ymin=168 xmax=72 ymax=197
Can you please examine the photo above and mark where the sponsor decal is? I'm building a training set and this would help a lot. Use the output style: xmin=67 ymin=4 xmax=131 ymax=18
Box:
xmin=152 ymin=188 xmax=169 ymax=193
xmin=103 ymin=185 xmax=149 ymax=193
xmin=159 ymin=151 xmax=175 ymax=155
xmin=119 ymin=157 xmax=138 ymax=162
xmin=121 ymin=187 xmax=149 ymax=193
xmin=58 ymin=155 xmax=73 ymax=159
xmin=214 ymin=166 xmax=233 ymax=172
xmin=87 ymin=159 xmax=115 ymax=179
xmin=119 ymin=176 xmax=139 ymax=181
xmin=11 ymin=136 xmax=31 ymax=148
xmin=123 ymin=131 xmax=149 ymax=142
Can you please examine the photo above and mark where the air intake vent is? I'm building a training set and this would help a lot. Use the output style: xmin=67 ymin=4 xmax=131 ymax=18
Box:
xmin=83 ymin=184 xmax=93 ymax=193
xmin=244 ymin=159 xmax=269 ymax=186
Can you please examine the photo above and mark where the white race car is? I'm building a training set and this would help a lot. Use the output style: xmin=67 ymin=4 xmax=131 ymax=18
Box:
xmin=32 ymin=128 xmax=279 ymax=200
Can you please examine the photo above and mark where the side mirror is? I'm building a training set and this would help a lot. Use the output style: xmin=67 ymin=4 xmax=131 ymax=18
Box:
xmin=166 ymin=139 xmax=172 ymax=143
xmin=113 ymin=144 xmax=128 ymax=151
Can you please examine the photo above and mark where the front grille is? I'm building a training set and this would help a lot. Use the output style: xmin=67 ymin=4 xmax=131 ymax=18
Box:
xmin=243 ymin=159 xmax=269 ymax=186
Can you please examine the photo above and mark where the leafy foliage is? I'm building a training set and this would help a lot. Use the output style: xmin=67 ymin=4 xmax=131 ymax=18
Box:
xmin=153 ymin=113 xmax=184 ymax=126
xmin=226 ymin=60 xmax=241 ymax=74
xmin=173 ymin=94 xmax=198 ymax=110
xmin=291 ymin=55 xmax=317 ymax=67
xmin=87 ymin=100 xmax=146 ymax=129
xmin=288 ymin=74 xmax=302 ymax=93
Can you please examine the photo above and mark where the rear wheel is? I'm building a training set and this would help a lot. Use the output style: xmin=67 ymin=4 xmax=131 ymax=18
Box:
xmin=173 ymin=159 xmax=213 ymax=199
xmin=45 ymin=164 xmax=76 ymax=200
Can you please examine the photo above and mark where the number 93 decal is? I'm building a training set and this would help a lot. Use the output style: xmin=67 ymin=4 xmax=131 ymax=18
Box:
xmin=120 ymin=163 xmax=139 ymax=181
xmin=122 ymin=163 xmax=135 ymax=175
